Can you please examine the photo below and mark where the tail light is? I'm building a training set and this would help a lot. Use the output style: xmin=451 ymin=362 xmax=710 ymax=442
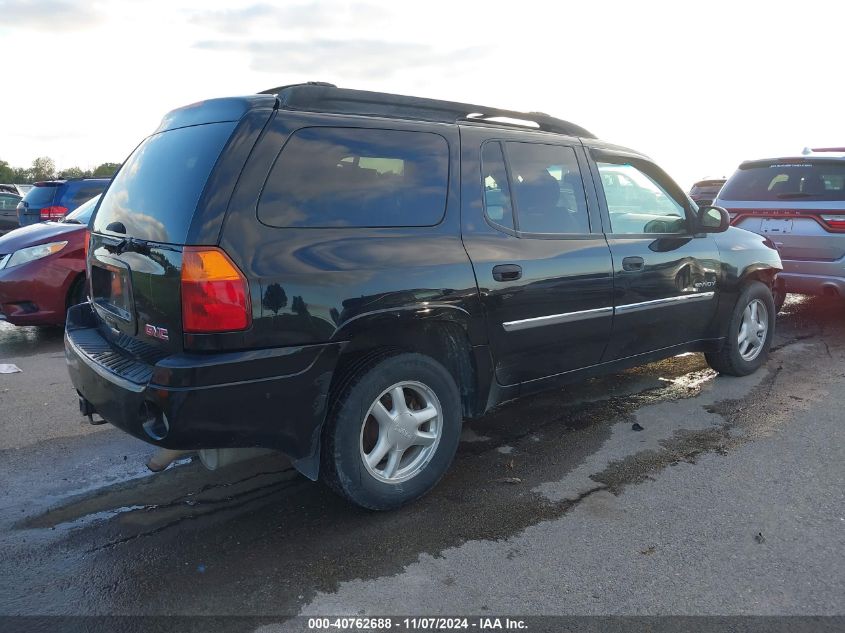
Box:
xmin=40 ymin=205 xmax=68 ymax=221
xmin=83 ymin=230 xmax=90 ymax=261
xmin=819 ymin=214 xmax=845 ymax=232
xmin=181 ymin=247 xmax=251 ymax=333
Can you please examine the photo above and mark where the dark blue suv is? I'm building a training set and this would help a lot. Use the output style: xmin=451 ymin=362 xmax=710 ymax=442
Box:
xmin=16 ymin=178 xmax=109 ymax=227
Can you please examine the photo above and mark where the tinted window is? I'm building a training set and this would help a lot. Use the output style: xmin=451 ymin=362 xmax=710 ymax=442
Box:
xmin=597 ymin=162 xmax=687 ymax=234
xmin=64 ymin=182 xmax=108 ymax=211
xmin=22 ymin=184 xmax=58 ymax=206
xmin=504 ymin=142 xmax=589 ymax=234
xmin=481 ymin=142 xmax=514 ymax=230
xmin=258 ymin=127 xmax=448 ymax=228
xmin=719 ymin=161 xmax=845 ymax=201
xmin=94 ymin=121 xmax=236 ymax=242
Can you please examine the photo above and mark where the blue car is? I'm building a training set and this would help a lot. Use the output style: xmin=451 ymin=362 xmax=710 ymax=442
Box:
xmin=16 ymin=178 xmax=109 ymax=227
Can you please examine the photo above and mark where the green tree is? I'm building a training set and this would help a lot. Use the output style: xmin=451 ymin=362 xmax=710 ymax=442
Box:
xmin=58 ymin=166 xmax=92 ymax=179
xmin=12 ymin=167 xmax=32 ymax=183
xmin=0 ymin=160 xmax=14 ymax=183
xmin=30 ymin=156 xmax=56 ymax=181
xmin=92 ymin=162 xmax=120 ymax=178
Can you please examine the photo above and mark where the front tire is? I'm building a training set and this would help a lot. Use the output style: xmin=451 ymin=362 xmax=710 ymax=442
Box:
xmin=705 ymin=281 xmax=775 ymax=376
xmin=321 ymin=353 xmax=462 ymax=510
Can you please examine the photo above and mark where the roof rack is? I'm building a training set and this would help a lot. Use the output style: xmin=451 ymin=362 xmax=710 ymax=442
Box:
xmin=259 ymin=82 xmax=595 ymax=139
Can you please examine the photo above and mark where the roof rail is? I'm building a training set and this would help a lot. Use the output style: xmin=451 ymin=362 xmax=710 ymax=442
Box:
xmin=258 ymin=83 xmax=595 ymax=139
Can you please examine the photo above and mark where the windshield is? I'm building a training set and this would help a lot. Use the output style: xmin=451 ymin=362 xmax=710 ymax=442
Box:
xmin=63 ymin=194 xmax=101 ymax=225
xmin=92 ymin=121 xmax=236 ymax=243
xmin=720 ymin=161 xmax=845 ymax=201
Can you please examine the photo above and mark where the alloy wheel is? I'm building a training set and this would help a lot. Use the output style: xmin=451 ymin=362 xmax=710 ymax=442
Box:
xmin=359 ymin=380 xmax=443 ymax=484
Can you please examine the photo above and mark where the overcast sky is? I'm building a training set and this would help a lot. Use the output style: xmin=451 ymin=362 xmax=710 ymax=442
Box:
xmin=1 ymin=0 xmax=843 ymax=189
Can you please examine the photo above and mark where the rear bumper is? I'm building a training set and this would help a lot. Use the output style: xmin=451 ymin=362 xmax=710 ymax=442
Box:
xmin=780 ymin=258 xmax=845 ymax=296
xmin=65 ymin=302 xmax=344 ymax=461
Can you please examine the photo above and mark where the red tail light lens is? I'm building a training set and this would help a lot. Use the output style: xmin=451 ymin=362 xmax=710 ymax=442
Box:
xmin=820 ymin=214 xmax=845 ymax=232
xmin=181 ymin=247 xmax=251 ymax=333
xmin=40 ymin=205 xmax=68 ymax=220
xmin=83 ymin=230 xmax=91 ymax=261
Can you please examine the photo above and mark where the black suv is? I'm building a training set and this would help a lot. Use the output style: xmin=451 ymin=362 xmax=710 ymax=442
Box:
xmin=66 ymin=84 xmax=782 ymax=510
xmin=16 ymin=178 xmax=110 ymax=227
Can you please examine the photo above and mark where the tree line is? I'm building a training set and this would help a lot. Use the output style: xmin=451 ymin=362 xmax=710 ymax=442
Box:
xmin=0 ymin=156 xmax=121 ymax=184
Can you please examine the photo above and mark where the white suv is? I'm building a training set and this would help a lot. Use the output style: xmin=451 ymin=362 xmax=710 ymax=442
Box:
xmin=715 ymin=149 xmax=845 ymax=310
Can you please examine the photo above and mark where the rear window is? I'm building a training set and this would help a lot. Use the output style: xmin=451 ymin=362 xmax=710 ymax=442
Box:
xmin=93 ymin=121 xmax=236 ymax=243
xmin=258 ymin=127 xmax=449 ymax=228
xmin=63 ymin=182 xmax=108 ymax=211
xmin=720 ymin=161 xmax=845 ymax=201
xmin=22 ymin=184 xmax=58 ymax=206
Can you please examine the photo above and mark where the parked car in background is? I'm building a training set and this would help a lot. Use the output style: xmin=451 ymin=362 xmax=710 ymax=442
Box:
xmin=0 ymin=195 xmax=99 ymax=326
xmin=0 ymin=192 xmax=23 ymax=235
xmin=16 ymin=178 xmax=109 ymax=227
xmin=690 ymin=178 xmax=726 ymax=207
xmin=716 ymin=150 xmax=845 ymax=311
xmin=0 ymin=184 xmax=21 ymax=195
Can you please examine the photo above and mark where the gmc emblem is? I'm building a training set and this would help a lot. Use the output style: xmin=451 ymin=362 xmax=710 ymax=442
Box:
xmin=144 ymin=324 xmax=169 ymax=341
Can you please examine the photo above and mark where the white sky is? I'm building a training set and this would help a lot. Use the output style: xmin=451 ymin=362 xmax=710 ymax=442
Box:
xmin=1 ymin=0 xmax=843 ymax=189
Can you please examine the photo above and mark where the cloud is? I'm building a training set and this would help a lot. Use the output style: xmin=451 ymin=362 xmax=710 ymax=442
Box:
xmin=0 ymin=0 xmax=103 ymax=31
xmin=189 ymin=2 xmax=389 ymax=34
xmin=194 ymin=38 xmax=487 ymax=80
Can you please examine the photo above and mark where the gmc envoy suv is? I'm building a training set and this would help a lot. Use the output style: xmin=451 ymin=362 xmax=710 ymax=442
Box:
xmin=66 ymin=83 xmax=782 ymax=509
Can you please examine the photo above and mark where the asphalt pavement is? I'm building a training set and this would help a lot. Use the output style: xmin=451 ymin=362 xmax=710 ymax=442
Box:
xmin=0 ymin=296 xmax=842 ymax=626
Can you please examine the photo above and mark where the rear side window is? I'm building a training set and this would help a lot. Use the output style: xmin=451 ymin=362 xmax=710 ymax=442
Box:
xmin=258 ymin=127 xmax=449 ymax=228
xmin=505 ymin=142 xmax=590 ymax=234
xmin=94 ymin=121 xmax=236 ymax=243
xmin=22 ymin=185 xmax=58 ymax=206
xmin=720 ymin=161 xmax=845 ymax=201
xmin=481 ymin=142 xmax=515 ymax=230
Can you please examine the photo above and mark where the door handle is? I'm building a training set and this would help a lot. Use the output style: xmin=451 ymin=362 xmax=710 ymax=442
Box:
xmin=492 ymin=264 xmax=522 ymax=282
xmin=622 ymin=256 xmax=644 ymax=272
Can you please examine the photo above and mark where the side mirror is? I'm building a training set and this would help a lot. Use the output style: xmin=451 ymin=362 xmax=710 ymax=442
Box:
xmin=697 ymin=205 xmax=730 ymax=233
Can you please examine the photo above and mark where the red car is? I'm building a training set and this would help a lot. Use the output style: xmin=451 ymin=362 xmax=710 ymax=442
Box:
xmin=0 ymin=195 xmax=99 ymax=326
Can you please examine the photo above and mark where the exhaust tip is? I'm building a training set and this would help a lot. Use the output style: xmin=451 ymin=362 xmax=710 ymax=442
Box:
xmin=140 ymin=402 xmax=170 ymax=441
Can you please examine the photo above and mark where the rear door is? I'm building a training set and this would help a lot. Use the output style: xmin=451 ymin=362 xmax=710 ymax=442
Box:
xmin=588 ymin=151 xmax=721 ymax=360
xmin=89 ymin=120 xmax=239 ymax=356
xmin=716 ymin=159 xmax=845 ymax=262
xmin=461 ymin=126 xmax=614 ymax=386
xmin=17 ymin=183 xmax=58 ymax=226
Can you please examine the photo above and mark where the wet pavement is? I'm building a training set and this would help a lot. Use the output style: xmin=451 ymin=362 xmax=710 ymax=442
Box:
xmin=0 ymin=296 xmax=843 ymax=625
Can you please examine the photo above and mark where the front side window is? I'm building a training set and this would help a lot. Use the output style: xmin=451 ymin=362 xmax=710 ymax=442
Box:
xmin=597 ymin=162 xmax=688 ymax=234
xmin=505 ymin=142 xmax=590 ymax=234
xmin=258 ymin=127 xmax=449 ymax=228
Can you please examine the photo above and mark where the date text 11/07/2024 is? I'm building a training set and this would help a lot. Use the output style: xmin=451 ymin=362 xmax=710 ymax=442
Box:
xmin=307 ymin=617 xmax=528 ymax=630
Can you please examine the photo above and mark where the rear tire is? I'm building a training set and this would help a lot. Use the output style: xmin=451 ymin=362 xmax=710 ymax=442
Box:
xmin=705 ymin=281 xmax=775 ymax=376
xmin=320 ymin=352 xmax=462 ymax=510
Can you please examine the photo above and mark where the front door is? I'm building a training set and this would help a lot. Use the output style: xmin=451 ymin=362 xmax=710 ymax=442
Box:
xmin=460 ymin=127 xmax=614 ymax=386
xmin=589 ymin=153 xmax=722 ymax=360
